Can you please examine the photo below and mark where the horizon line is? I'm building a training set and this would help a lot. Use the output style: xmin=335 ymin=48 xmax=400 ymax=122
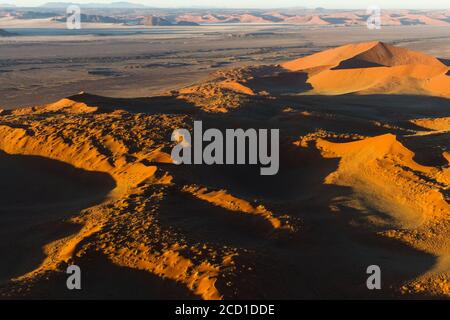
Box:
xmin=2 ymin=4 xmax=450 ymax=10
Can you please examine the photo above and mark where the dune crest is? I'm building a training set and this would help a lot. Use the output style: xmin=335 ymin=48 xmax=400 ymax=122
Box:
xmin=176 ymin=42 xmax=449 ymax=114
xmin=0 ymin=97 xmax=242 ymax=300
xmin=308 ymin=133 xmax=450 ymax=296
xmin=282 ymin=41 xmax=446 ymax=71
xmin=182 ymin=185 xmax=288 ymax=230
xmin=411 ymin=117 xmax=450 ymax=132
xmin=281 ymin=41 xmax=450 ymax=97
xmin=315 ymin=134 xmax=448 ymax=225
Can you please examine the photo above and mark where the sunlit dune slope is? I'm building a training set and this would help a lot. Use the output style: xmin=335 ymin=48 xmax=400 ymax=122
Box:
xmin=0 ymin=95 xmax=292 ymax=300
xmin=280 ymin=41 xmax=450 ymax=97
xmin=316 ymin=134 xmax=449 ymax=227
xmin=309 ymin=133 xmax=450 ymax=296
xmin=176 ymin=42 xmax=450 ymax=114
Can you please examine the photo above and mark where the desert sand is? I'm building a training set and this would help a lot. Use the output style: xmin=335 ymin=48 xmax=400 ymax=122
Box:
xmin=0 ymin=41 xmax=449 ymax=299
xmin=282 ymin=41 xmax=450 ymax=97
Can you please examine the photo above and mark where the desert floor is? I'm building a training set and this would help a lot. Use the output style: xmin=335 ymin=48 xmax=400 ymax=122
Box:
xmin=1 ymin=25 xmax=450 ymax=109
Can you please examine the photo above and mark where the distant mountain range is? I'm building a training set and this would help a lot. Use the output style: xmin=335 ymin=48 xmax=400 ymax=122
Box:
xmin=162 ymin=11 xmax=450 ymax=26
xmin=1 ymin=6 xmax=450 ymax=27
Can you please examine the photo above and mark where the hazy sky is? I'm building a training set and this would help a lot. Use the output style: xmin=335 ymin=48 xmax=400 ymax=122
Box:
xmin=7 ymin=0 xmax=450 ymax=9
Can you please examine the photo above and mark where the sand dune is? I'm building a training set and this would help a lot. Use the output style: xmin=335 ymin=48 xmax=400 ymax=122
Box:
xmin=285 ymin=15 xmax=330 ymax=25
xmin=147 ymin=10 xmax=450 ymax=26
xmin=316 ymin=134 xmax=448 ymax=226
xmin=175 ymin=42 xmax=449 ymax=114
xmin=280 ymin=41 xmax=450 ymax=97
xmin=411 ymin=117 xmax=450 ymax=132
xmin=3 ymin=9 xmax=450 ymax=28
xmin=0 ymin=42 xmax=449 ymax=299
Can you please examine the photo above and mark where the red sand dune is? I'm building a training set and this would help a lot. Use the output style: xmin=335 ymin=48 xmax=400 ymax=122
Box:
xmin=168 ymin=10 xmax=450 ymax=26
xmin=281 ymin=41 xmax=450 ymax=97
xmin=285 ymin=15 xmax=330 ymax=25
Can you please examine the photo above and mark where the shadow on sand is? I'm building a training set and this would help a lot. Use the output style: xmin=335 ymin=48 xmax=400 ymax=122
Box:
xmin=0 ymin=151 xmax=115 ymax=284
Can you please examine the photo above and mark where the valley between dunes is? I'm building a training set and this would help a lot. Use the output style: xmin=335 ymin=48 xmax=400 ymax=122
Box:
xmin=0 ymin=41 xmax=449 ymax=299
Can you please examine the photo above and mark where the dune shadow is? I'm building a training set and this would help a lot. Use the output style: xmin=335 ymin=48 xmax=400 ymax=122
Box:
xmin=332 ymin=59 xmax=385 ymax=70
xmin=438 ymin=58 xmax=450 ymax=67
xmin=281 ymin=94 xmax=450 ymax=122
xmin=0 ymin=151 xmax=115 ymax=284
xmin=4 ymin=251 xmax=197 ymax=300
xmin=246 ymin=69 xmax=313 ymax=95
xmin=400 ymin=132 xmax=450 ymax=167
xmin=157 ymin=186 xmax=275 ymax=248
xmin=67 ymin=92 xmax=199 ymax=115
